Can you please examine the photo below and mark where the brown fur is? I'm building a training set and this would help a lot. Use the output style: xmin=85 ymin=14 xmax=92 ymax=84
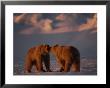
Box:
xmin=24 ymin=44 xmax=51 ymax=73
xmin=51 ymin=45 xmax=80 ymax=72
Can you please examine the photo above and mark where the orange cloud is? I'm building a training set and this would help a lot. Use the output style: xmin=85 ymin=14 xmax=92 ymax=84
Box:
xmin=78 ymin=14 xmax=97 ymax=32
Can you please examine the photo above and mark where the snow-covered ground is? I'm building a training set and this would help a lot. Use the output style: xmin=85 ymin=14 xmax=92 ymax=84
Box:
xmin=14 ymin=58 xmax=97 ymax=75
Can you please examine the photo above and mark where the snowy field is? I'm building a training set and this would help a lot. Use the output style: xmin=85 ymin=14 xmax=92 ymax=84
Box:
xmin=14 ymin=57 xmax=97 ymax=75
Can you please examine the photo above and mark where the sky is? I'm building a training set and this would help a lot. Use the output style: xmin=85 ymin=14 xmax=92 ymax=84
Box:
xmin=14 ymin=13 xmax=97 ymax=60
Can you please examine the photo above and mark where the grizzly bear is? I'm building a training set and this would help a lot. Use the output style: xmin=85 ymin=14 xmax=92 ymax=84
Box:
xmin=24 ymin=44 xmax=51 ymax=73
xmin=51 ymin=45 xmax=80 ymax=72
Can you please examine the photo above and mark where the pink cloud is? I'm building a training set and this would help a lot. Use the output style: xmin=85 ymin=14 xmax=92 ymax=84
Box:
xmin=14 ymin=13 xmax=41 ymax=26
xmin=43 ymin=26 xmax=77 ymax=34
xmin=55 ymin=13 xmax=78 ymax=27
xmin=14 ymin=13 xmax=27 ymax=23
xmin=19 ymin=25 xmax=77 ymax=35
xmin=56 ymin=13 xmax=66 ymax=21
xmin=39 ymin=19 xmax=53 ymax=32
xmin=18 ymin=17 xmax=53 ymax=35
xmin=14 ymin=13 xmax=97 ymax=35
xmin=20 ymin=27 xmax=36 ymax=35
xmin=78 ymin=14 xmax=97 ymax=32
xmin=26 ymin=14 xmax=41 ymax=26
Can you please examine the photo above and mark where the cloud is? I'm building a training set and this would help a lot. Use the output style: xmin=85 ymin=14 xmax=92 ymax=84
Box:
xmin=20 ymin=27 xmax=37 ymax=35
xmin=19 ymin=18 xmax=53 ymax=35
xmin=42 ymin=26 xmax=72 ymax=34
xmin=14 ymin=13 xmax=41 ymax=26
xmin=19 ymin=23 xmax=74 ymax=35
xmin=55 ymin=13 xmax=78 ymax=27
xmin=14 ymin=13 xmax=27 ymax=23
xmin=78 ymin=14 xmax=97 ymax=33
xmin=53 ymin=13 xmax=97 ymax=34
xmin=14 ymin=14 xmax=53 ymax=34
xmin=56 ymin=13 xmax=66 ymax=21
xmin=39 ymin=19 xmax=53 ymax=32
xmin=14 ymin=13 xmax=97 ymax=35
xmin=27 ymin=14 xmax=40 ymax=26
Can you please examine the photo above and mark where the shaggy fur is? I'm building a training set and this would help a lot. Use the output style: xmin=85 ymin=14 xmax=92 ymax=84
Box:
xmin=24 ymin=44 xmax=51 ymax=73
xmin=51 ymin=45 xmax=80 ymax=72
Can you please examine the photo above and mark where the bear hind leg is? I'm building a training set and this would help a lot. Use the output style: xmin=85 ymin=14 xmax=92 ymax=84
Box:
xmin=56 ymin=59 xmax=65 ymax=72
xmin=64 ymin=62 xmax=72 ymax=72
xmin=72 ymin=63 xmax=80 ymax=72
xmin=59 ymin=60 xmax=65 ymax=72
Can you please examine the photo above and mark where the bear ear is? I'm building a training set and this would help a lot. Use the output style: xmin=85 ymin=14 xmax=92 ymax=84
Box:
xmin=54 ymin=44 xmax=59 ymax=47
xmin=45 ymin=44 xmax=51 ymax=52
xmin=44 ymin=44 xmax=49 ymax=47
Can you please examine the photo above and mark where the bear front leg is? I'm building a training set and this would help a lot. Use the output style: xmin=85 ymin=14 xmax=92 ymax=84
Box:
xmin=36 ymin=58 xmax=45 ymax=72
xmin=24 ymin=58 xmax=32 ymax=73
